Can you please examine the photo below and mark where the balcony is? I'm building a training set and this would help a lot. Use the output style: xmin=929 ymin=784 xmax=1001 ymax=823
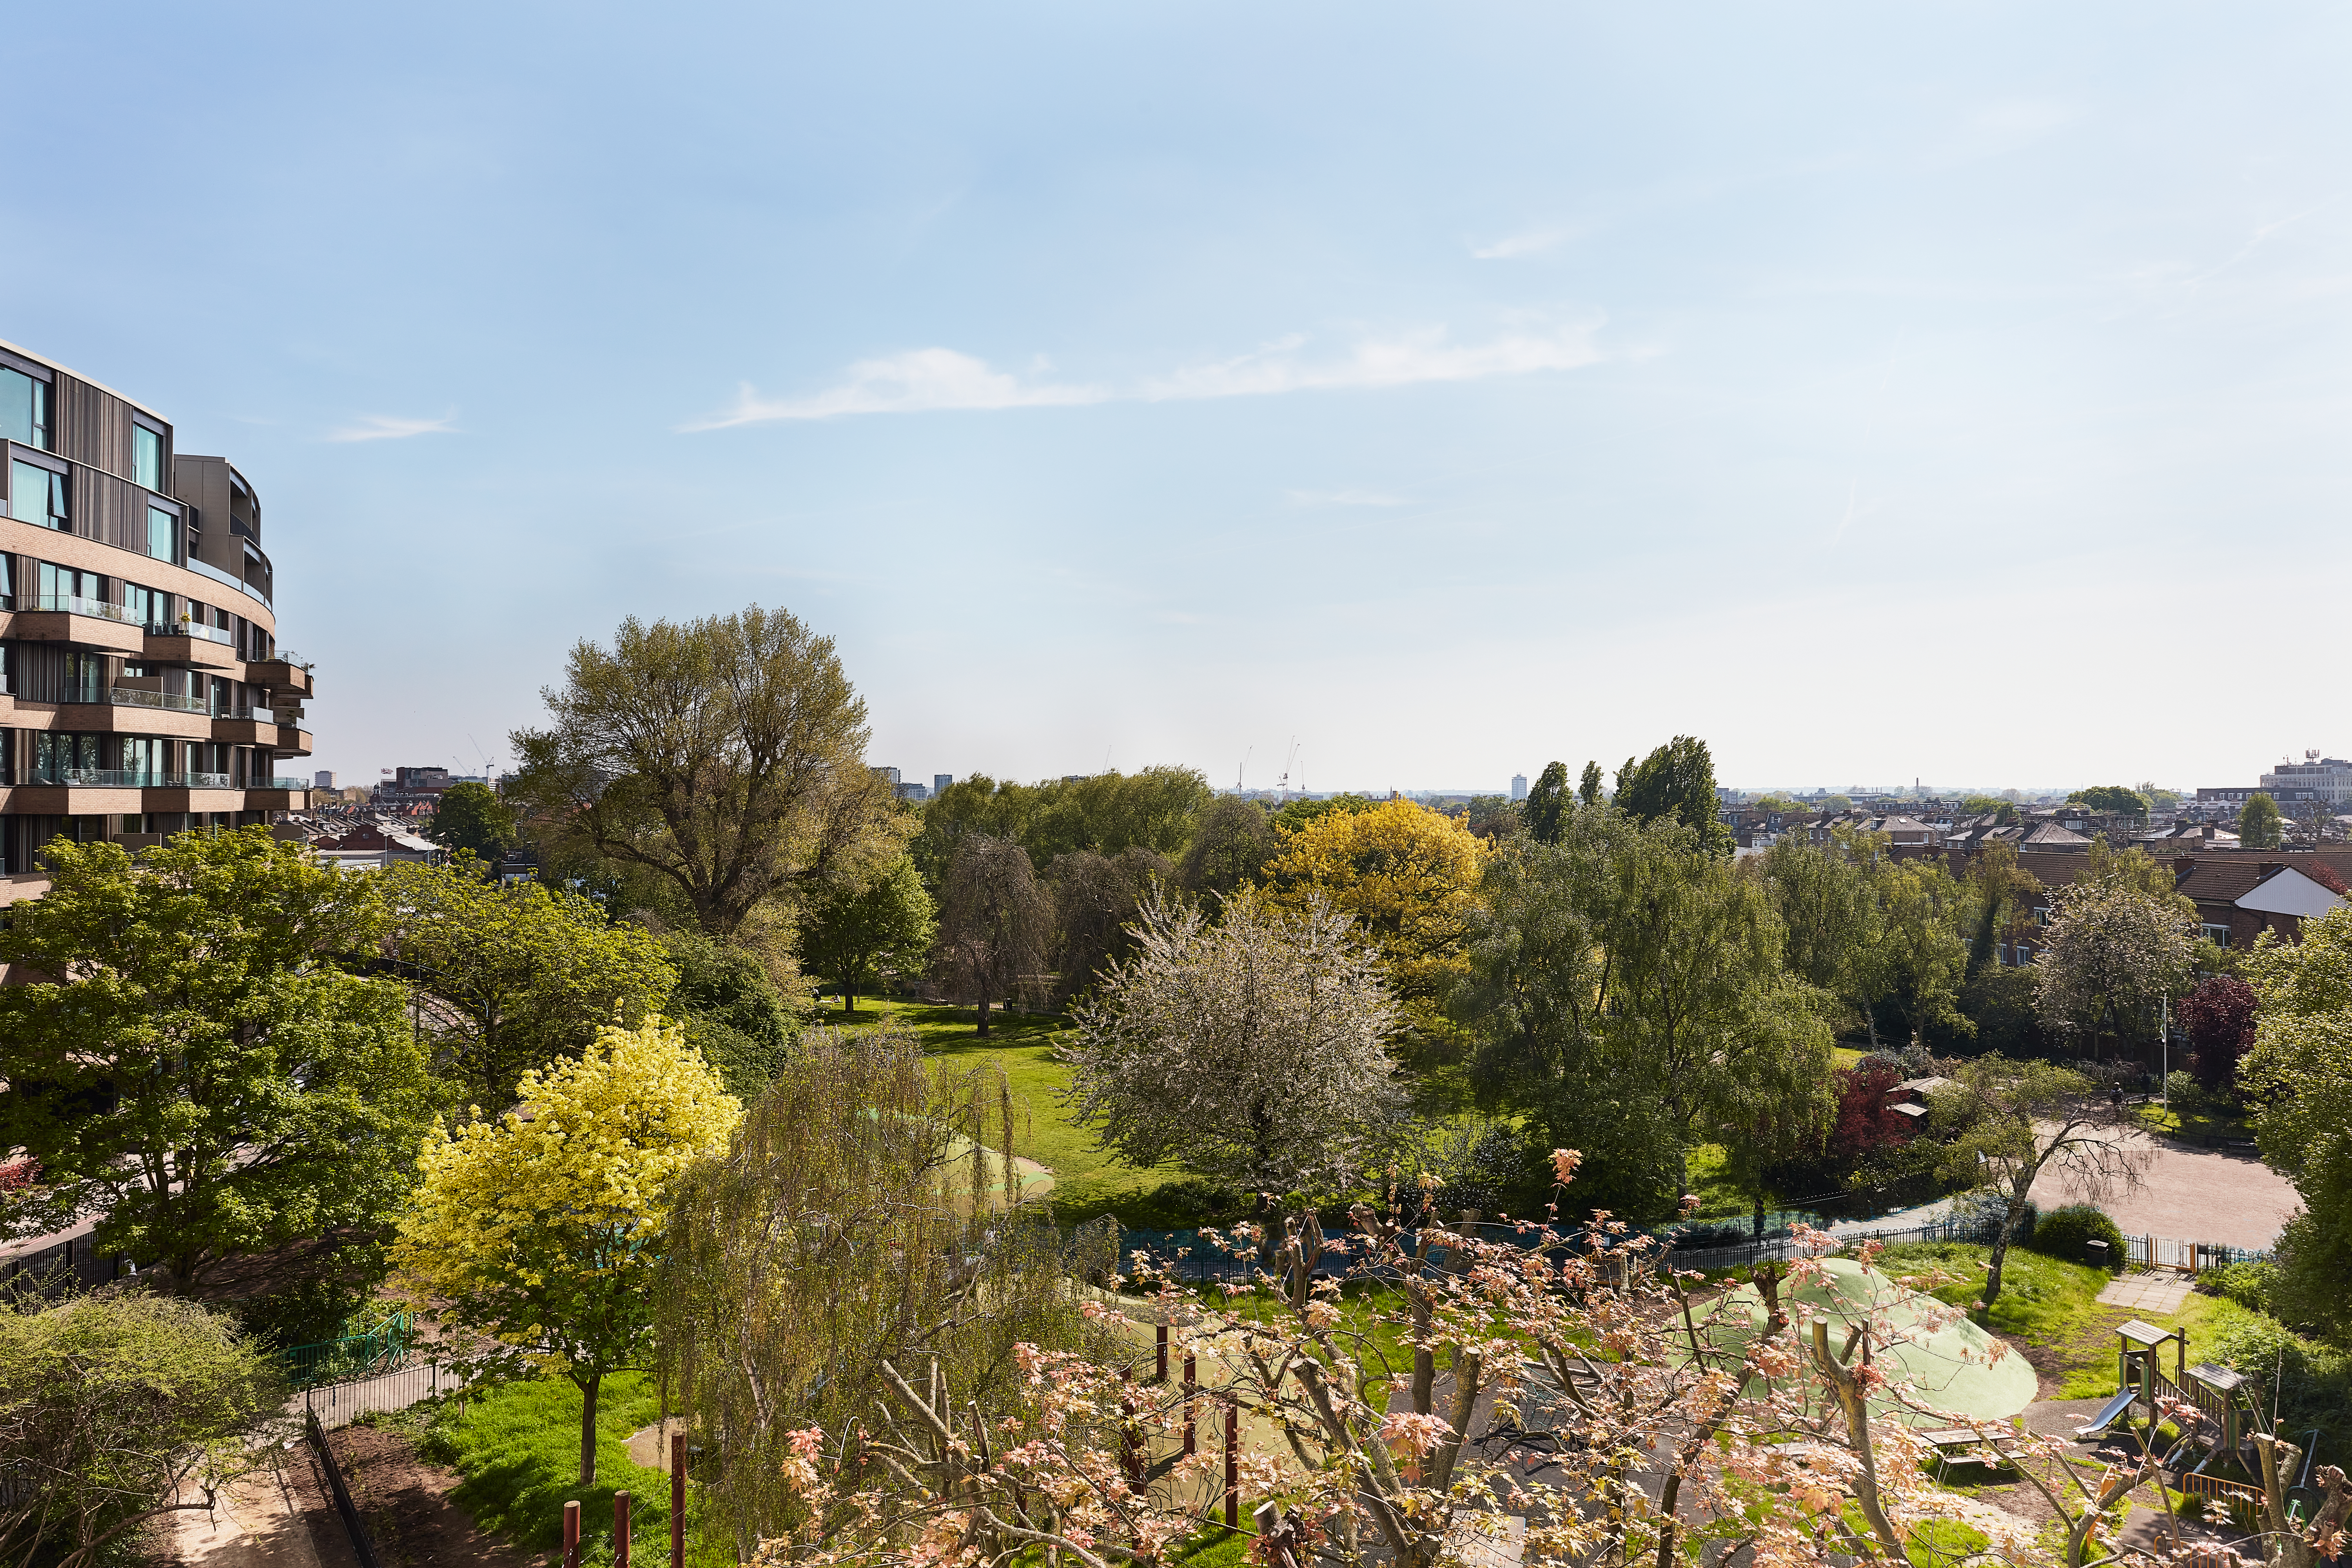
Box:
xmin=109 ymin=687 xmax=210 ymax=715
xmin=28 ymin=768 xmax=233 ymax=789
xmin=267 ymin=776 xmax=314 ymax=791
xmin=150 ymin=619 xmax=237 ymax=646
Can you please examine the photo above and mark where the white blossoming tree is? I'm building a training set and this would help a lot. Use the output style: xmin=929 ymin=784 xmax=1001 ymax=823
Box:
xmin=1058 ymin=888 xmax=1406 ymax=1201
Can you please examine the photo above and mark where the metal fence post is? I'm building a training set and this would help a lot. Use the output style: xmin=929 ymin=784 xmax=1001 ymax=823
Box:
xmin=563 ymin=1500 xmax=581 ymax=1568
xmin=615 ymin=1491 xmax=631 ymax=1568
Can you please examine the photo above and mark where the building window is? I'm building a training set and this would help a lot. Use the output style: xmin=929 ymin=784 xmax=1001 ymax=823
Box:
xmin=10 ymin=459 xmax=67 ymax=530
xmin=36 ymin=561 xmax=102 ymax=613
xmin=133 ymin=423 xmax=163 ymax=490
xmin=146 ymin=505 xmax=177 ymax=563
xmin=2201 ymin=923 xmax=2232 ymax=947
xmin=0 ymin=365 xmax=50 ymax=450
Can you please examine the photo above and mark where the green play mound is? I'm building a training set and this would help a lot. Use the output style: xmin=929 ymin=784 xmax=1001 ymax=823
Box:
xmin=942 ymin=1132 xmax=1056 ymax=1214
xmin=1712 ymin=1257 xmax=2037 ymax=1425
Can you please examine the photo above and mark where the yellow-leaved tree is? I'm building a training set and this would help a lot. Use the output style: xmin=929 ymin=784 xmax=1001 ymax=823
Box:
xmin=1264 ymin=797 xmax=1488 ymax=1055
xmin=392 ymin=1016 xmax=741 ymax=1484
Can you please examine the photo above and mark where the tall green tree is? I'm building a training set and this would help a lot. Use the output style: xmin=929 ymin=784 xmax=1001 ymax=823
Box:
xmin=427 ymin=780 xmax=518 ymax=864
xmin=2034 ymin=880 xmax=2198 ymax=1061
xmin=1522 ymin=761 xmax=1571 ymax=845
xmin=0 ymin=830 xmax=432 ymax=1288
xmin=2241 ymin=792 xmax=2285 ymax=849
xmin=1577 ymin=760 xmax=1604 ymax=806
xmin=797 ymin=856 xmax=936 ymax=1013
xmin=2240 ymin=906 xmax=2352 ymax=1336
xmin=1613 ymin=736 xmax=1736 ymax=857
xmin=508 ymin=604 xmax=900 ymax=936
xmin=383 ymin=860 xmax=678 ymax=1102
xmin=1457 ymin=809 xmax=1833 ymax=1214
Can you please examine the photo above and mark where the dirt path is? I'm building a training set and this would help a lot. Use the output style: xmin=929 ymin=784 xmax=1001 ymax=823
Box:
xmin=159 ymin=1453 xmax=342 ymax=1568
xmin=328 ymin=1425 xmax=530 ymax=1568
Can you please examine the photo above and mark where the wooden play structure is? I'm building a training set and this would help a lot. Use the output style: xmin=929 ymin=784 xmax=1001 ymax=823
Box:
xmin=2074 ymin=1319 xmax=2277 ymax=1523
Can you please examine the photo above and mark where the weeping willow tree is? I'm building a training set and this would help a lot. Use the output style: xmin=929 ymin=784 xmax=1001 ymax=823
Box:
xmin=658 ymin=1024 xmax=1116 ymax=1557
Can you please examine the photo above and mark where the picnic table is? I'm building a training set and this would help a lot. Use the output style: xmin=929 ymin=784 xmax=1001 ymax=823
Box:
xmin=1921 ymin=1427 xmax=2028 ymax=1481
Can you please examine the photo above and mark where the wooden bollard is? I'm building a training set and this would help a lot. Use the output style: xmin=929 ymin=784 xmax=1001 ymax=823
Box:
xmin=563 ymin=1500 xmax=582 ymax=1568
xmin=1156 ymin=1321 xmax=1169 ymax=1383
xmin=615 ymin=1491 xmax=631 ymax=1568
xmin=670 ymin=1432 xmax=687 ymax=1568
xmin=1223 ymin=1399 xmax=1239 ymax=1528
xmin=1182 ymin=1353 xmax=1197 ymax=1457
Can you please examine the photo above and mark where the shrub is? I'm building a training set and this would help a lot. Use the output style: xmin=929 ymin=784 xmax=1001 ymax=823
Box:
xmin=2207 ymin=1316 xmax=2352 ymax=1452
xmin=2194 ymin=1259 xmax=2276 ymax=1312
xmin=2030 ymin=1203 xmax=2125 ymax=1267
xmin=2177 ymin=974 xmax=2256 ymax=1094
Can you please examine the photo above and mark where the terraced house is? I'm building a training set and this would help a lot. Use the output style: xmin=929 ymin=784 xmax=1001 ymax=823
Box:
xmin=0 ymin=339 xmax=311 ymax=900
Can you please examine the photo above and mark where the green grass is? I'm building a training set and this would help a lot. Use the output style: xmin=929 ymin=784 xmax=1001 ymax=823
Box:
xmin=1832 ymin=1045 xmax=1868 ymax=1069
xmin=810 ymin=996 xmax=1179 ymax=1224
xmin=407 ymin=1372 xmax=728 ymax=1565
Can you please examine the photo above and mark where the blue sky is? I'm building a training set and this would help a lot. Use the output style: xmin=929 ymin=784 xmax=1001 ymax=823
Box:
xmin=7 ymin=4 xmax=2347 ymax=795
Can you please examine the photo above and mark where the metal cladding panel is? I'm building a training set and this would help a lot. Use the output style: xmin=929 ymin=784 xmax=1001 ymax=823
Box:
xmin=53 ymin=376 xmax=134 ymax=476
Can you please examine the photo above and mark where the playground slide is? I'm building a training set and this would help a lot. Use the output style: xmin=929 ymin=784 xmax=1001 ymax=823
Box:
xmin=2075 ymin=1389 xmax=2139 ymax=1439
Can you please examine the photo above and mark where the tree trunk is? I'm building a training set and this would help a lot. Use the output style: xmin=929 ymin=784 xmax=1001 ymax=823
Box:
xmin=844 ymin=976 xmax=857 ymax=1014
xmin=1753 ymin=1194 xmax=1766 ymax=1241
xmin=578 ymin=1372 xmax=600 ymax=1486
xmin=1983 ymin=1181 xmax=2031 ymax=1308
xmin=975 ymin=991 xmax=991 ymax=1035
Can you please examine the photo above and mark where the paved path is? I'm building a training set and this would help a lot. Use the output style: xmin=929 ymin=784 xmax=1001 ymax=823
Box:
xmin=2098 ymin=1271 xmax=2195 ymax=1316
xmin=2027 ymin=1129 xmax=2296 ymax=1249
xmin=161 ymin=1455 xmax=324 ymax=1568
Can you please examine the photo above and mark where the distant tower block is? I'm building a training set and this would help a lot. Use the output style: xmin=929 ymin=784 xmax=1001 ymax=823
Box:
xmin=934 ymin=774 xmax=953 ymax=795
xmin=1511 ymin=773 xmax=1528 ymax=803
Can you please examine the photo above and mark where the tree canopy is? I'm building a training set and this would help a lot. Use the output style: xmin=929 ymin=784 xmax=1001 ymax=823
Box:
xmin=1176 ymin=795 xmax=1278 ymax=895
xmin=1613 ymin=735 xmax=1736 ymax=856
xmin=796 ymin=855 xmax=935 ymax=1012
xmin=0 ymin=829 xmax=432 ymax=1288
xmin=508 ymin=604 xmax=900 ymax=936
xmin=1264 ymin=795 xmax=1488 ymax=1048
xmin=909 ymin=766 xmax=1212 ymax=884
xmin=426 ymin=780 xmax=518 ymax=864
xmin=1521 ymin=760 xmax=1570 ymax=845
xmin=2241 ymin=791 xmax=2286 ymax=849
xmin=2034 ymin=879 xmax=2198 ymax=1058
xmin=1062 ymin=889 xmax=1404 ymax=1197
xmin=0 ymin=1294 xmax=280 ymax=1568
xmin=2241 ymin=906 xmax=2352 ymax=1336
xmin=393 ymin=1016 xmax=740 ymax=1484
xmin=933 ymin=834 xmax=1051 ymax=1033
xmin=2067 ymin=784 xmax=2151 ymax=817
xmin=1457 ymin=807 xmax=1833 ymax=1215
xmin=383 ymin=859 xmax=678 ymax=1103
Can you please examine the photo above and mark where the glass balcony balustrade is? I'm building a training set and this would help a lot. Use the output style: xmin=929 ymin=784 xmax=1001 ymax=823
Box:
xmin=30 ymin=767 xmax=234 ymax=789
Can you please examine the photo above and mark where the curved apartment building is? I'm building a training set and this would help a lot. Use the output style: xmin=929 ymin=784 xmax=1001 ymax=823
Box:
xmin=0 ymin=339 xmax=311 ymax=900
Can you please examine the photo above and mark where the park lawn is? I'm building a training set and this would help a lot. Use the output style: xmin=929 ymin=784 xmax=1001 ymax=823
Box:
xmin=812 ymin=996 xmax=1180 ymax=1224
xmin=1832 ymin=1045 xmax=1868 ymax=1069
xmin=1684 ymin=1142 xmax=1751 ymax=1218
xmin=407 ymin=1371 xmax=729 ymax=1566
xmin=2128 ymin=1100 xmax=2250 ymax=1146
xmin=1874 ymin=1241 xmax=2279 ymax=1399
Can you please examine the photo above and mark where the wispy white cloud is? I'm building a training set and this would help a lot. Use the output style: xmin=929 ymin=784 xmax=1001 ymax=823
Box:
xmin=685 ymin=350 xmax=1103 ymax=428
xmin=327 ymin=411 xmax=459 ymax=443
xmin=1471 ymin=228 xmax=1565 ymax=260
xmin=1286 ymin=488 xmax=1409 ymax=508
xmin=690 ymin=321 xmax=1605 ymax=428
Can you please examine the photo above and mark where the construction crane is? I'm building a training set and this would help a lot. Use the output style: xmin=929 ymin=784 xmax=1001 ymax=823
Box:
xmin=1277 ymin=738 xmax=1299 ymax=802
xmin=1236 ymin=746 xmax=1251 ymax=796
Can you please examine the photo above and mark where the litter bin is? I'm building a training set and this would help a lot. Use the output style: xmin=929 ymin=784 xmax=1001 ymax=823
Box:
xmin=2085 ymin=1239 xmax=2111 ymax=1270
